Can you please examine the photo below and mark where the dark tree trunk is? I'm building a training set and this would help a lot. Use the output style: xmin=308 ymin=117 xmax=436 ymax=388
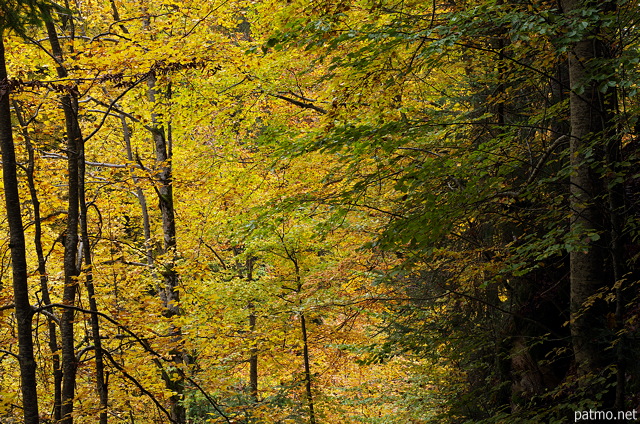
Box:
xmin=249 ymin=307 xmax=258 ymax=402
xmin=246 ymin=258 xmax=258 ymax=402
xmin=79 ymin=132 xmax=109 ymax=424
xmin=562 ymin=0 xmax=619 ymax=407
xmin=300 ymin=313 xmax=316 ymax=424
xmin=0 ymin=35 xmax=40 ymax=424
xmin=147 ymin=75 xmax=185 ymax=424
xmin=58 ymin=78 xmax=80 ymax=424
xmin=41 ymin=14 xmax=82 ymax=424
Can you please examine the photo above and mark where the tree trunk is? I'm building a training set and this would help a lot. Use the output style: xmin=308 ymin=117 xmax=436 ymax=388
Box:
xmin=148 ymin=75 xmax=185 ymax=424
xmin=121 ymin=115 xmax=153 ymax=266
xmin=249 ymin=306 xmax=258 ymax=402
xmin=562 ymin=0 xmax=618 ymax=407
xmin=246 ymin=258 xmax=258 ymax=402
xmin=79 ymin=131 xmax=109 ymax=424
xmin=41 ymin=14 xmax=82 ymax=423
xmin=0 ymin=35 xmax=40 ymax=424
xmin=300 ymin=313 xmax=316 ymax=424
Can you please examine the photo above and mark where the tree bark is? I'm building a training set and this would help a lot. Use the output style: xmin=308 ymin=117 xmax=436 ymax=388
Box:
xmin=147 ymin=74 xmax=185 ymax=424
xmin=300 ymin=313 xmax=316 ymax=424
xmin=0 ymin=35 xmax=40 ymax=424
xmin=246 ymin=258 xmax=258 ymax=402
xmin=41 ymin=13 xmax=82 ymax=423
xmin=121 ymin=115 xmax=153 ymax=266
xmin=79 ymin=130 xmax=109 ymax=424
xmin=249 ymin=306 xmax=258 ymax=402
xmin=562 ymin=0 xmax=618 ymax=407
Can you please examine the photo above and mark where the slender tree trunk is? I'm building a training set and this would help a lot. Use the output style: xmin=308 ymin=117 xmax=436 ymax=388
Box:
xmin=246 ymin=258 xmax=258 ymax=402
xmin=121 ymin=115 xmax=153 ymax=266
xmin=290 ymin=255 xmax=316 ymax=424
xmin=41 ymin=14 xmax=82 ymax=424
xmin=562 ymin=0 xmax=618 ymax=407
xmin=249 ymin=306 xmax=258 ymax=402
xmin=280 ymin=240 xmax=316 ymax=424
xmin=14 ymin=100 xmax=63 ymax=421
xmin=0 ymin=35 xmax=40 ymax=424
xmin=147 ymin=75 xmax=185 ymax=424
xmin=300 ymin=313 xmax=316 ymax=424
xmin=79 ymin=134 xmax=108 ymax=423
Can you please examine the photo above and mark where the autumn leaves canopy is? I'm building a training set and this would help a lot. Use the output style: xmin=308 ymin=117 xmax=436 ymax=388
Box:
xmin=1 ymin=0 xmax=639 ymax=423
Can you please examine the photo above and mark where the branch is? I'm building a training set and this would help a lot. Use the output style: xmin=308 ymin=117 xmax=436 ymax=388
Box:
xmin=498 ymin=134 xmax=569 ymax=198
xmin=199 ymin=238 xmax=228 ymax=270
xmin=41 ymin=151 xmax=151 ymax=171
xmin=83 ymin=74 xmax=149 ymax=143
xmin=0 ymin=303 xmax=14 ymax=312
xmin=38 ymin=308 xmax=60 ymax=324
xmin=86 ymin=96 xmax=155 ymax=133
xmin=269 ymin=93 xmax=327 ymax=114
xmin=523 ymin=135 xmax=568 ymax=188
xmin=0 ymin=349 xmax=19 ymax=360
xmin=101 ymin=349 xmax=177 ymax=423
xmin=34 ymin=303 xmax=155 ymax=351
xmin=33 ymin=303 xmax=233 ymax=423
xmin=99 ymin=256 xmax=149 ymax=267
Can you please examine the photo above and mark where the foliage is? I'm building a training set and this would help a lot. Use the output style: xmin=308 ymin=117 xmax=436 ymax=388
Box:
xmin=0 ymin=0 xmax=639 ymax=423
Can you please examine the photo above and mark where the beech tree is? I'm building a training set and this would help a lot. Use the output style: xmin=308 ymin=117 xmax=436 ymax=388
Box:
xmin=0 ymin=31 xmax=39 ymax=424
xmin=0 ymin=1 xmax=58 ymax=422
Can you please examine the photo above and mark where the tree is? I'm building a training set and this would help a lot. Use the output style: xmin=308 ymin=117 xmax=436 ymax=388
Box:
xmin=0 ymin=1 xmax=60 ymax=421
xmin=561 ymin=0 xmax=622 ymax=408
xmin=0 ymin=34 xmax=40 ymax=424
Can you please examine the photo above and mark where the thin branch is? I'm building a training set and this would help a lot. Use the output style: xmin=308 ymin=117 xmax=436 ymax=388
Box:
xmin=41 ymin=151 xmax=151 ymax=171
xmin=523 ymin=135 xmax=568 ymax=188
xmin=101 ymin=350 xmax=176 ymax=423
xmin=498 ymin=134 xmax=569 ymax=197
xmin=83 ymin=75 xmax=149 ymax=143
xmin=33 ymin=303 xmax=233 ymax=423
xmin=199 ymin=238 xmax=228 ymax=270
xmin=182 ymin=0 xmax=232 ymax=39
xmin=0 ymin=349 xmax=19 ymax=360
xmin=36 ymin=35 xmax=92 ymax=43
xmin=217 ymin=76 xmax=248 ymax=94
xmin=38 ymin=308 xmax=60 ymax=324
xmin=269 ymin=93 xmax=327 ymax=114
xmin=279 ymin=90 xmax=326 ymax=105
xmin=87 ymin=96 xmax=155 ymax=132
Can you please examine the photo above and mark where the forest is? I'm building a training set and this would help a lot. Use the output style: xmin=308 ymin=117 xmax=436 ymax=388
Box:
xmin=0 ymin=0 xmax=639 ymax=423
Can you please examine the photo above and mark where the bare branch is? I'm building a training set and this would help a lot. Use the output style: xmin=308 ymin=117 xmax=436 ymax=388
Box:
xmin=0 ymin=349 xmax=19 ymax=360
xmin=270 ymin=93 xmax=327 ymax=114
xmin=0 ymin=303 xmax=14 ymax=312
xmin=41 ymin=151 xmax=151 ymax=171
